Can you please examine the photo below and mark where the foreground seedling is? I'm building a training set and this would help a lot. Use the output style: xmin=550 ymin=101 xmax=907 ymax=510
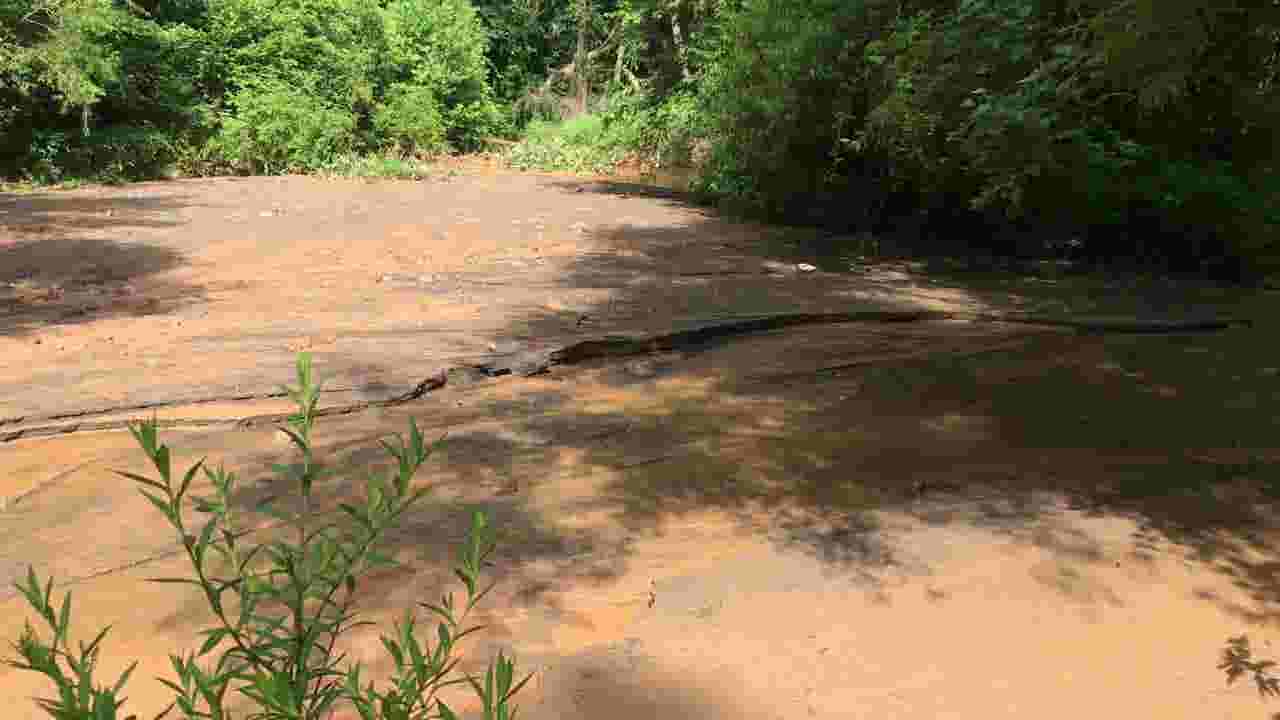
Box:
xmin=9 ymin=353 xmax=529 ymax=720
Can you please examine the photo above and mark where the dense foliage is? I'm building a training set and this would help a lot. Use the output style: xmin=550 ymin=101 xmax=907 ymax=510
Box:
xmin=2 ymin=0 xmax=1277 ymax=279
xmin=1 ymin=0 xmax=507 ymax=177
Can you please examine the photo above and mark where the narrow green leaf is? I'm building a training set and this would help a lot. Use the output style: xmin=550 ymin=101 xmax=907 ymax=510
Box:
xmin=437 ymin=700 xmax=460 ymax=720
xmin=406 ymin=629 xmax=427 ymax=675
xmin=153 ymin=445 xmax=172 ymax=483
xmin=381 ymin=637 xmax=404 ymax=668
xmin=151 ymin=700 xmax=177 ymax=720
xmin=197 ymin=628 xmax=229 ymax=657
xmin=436 ymin=622 xmax=452 ymax=656
xmin=194 ymin=518 xmax=218 ymax=570
xmin=454 ymin=568 xmax=476 ymax=597
xmin=83 ymin=624 xmax=113 ymax=659
xmin=137 ymin=489 xmax=177 ymax=524
xmin=110 ymin=660 xmax=137 ymax=696
xmin=156 ymin=674 xmax=186 ymax=699
xmin=467 ymin=580 xmax=498 ymax=613
xmin=56 ymin=591 xmax=71 ymax=639
xmin=176 ymin=458 xmax=206 ymax=502
xmin=408 ymin=419 xmax=426 ymax=460
xmin=452 ymin=624 xmax=487 ymax=646
xmin=506 ymin=670 xmax=534 ymax=703
xmin=114 ymin=470 xmax=167 ymax=493
xmin=18 ymin=565 xmax=42 ymax=609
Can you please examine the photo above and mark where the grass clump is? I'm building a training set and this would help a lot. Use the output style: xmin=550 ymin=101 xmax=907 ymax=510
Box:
xmin=504 ymin=114 xmax=633 ymax=174
xmin=7 ymin=353 xmax=529 ymax=720
xmin=322 ymin=153 xmax=442 ymax=181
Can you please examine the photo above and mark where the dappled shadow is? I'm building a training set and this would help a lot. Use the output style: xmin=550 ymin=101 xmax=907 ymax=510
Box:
xmin=0 ymin=188 xmax=194 ymax=237
xmin=120 ymin=173 xmax=1245 ymax=628
xmin=0 ymin=188 xmax=203 ymax=335
xmin=6 ymin=173 xmax=1280 ymax=717
xmin=440 ymin=180 xmax=1280 ymax=621
xmin=14 ymin=172 xmax=1274 ymax=627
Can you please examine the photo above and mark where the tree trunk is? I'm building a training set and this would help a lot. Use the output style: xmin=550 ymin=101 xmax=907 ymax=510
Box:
xmin=614 ymin=40 xmax=625 ymax=86
xmin=575 ymin=0 xmax=591 ymax=115
xmin=670 ymin=9 xmax=691 ymax=82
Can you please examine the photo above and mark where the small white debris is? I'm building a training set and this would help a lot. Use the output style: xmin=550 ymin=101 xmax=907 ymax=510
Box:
xmin=797 ymin=263 xmax=818 ymax=272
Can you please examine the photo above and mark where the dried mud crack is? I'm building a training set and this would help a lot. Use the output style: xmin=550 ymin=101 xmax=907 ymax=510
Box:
xmin=1 ymin=310 xmax=1249 ymax=443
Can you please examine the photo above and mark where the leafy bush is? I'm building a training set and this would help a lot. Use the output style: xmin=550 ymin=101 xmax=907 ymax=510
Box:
xmin=685 ymin=0 xmax=1280 ymax=276
xmin=205 ymin=0 xmax=386 ymax=114
xmin=382 ymin=0 xmax=505 ymax=150
xmin=444 ymin=97 xmax=511 ymax=153
xmin=7 ymin=353 xmax=529 ymax=720
xmin=375 ymin=83 xmax=448 ymax=157
xmin=593 ymin=90 xmax=708 ymax=169
xmin=213 ymin=80 xmax=357 ymax=174
xmin=23 ymin=129 xmax=73 ymax=182
xmin=72 ymin=125 xmax=181 ymax=180
xmin=505 ymin=114 xmax=631 ymax=173
xmin=696 ymin=0 xmax=871 ymax=220
xmin=504 ymin=89 xmax=710 ymax=175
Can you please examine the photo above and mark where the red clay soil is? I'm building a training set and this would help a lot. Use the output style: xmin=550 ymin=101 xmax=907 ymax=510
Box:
xmin=1 ymin=171 xmax=1278 ymax=720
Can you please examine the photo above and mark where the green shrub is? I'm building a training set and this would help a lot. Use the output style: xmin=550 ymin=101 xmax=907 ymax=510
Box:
xmin=213 ymin=80 xmax=357 ymax=173
xmin=696 ymin=0 xmax=871 ymax=219
xmin=381 ymin=0 xmax=503 ymax=151
xmin=375 ymin=83 xmax=448 ymax=157
xmin=21 ymin=125 xmax=186 ymax=183
xmin=23 ymin=129 xmax=73 ymax=183
xmin=7 ymin=353 xmax=529 ymax=720
xmin=504 ymin=114 xmax=629 ymax=173
xmin=444 ymin=97 xmax=511 ymax=153
xmin=205 ymin=0 xmax=386 ymax=115
xmin=503 ymin=89 xmax=712 ymax=176
xmin=73 ymin=125 xmax=181 ymax=181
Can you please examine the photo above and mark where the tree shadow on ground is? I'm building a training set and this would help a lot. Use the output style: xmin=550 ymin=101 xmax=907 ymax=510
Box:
xmin=61 ymin=174 xmax=1275 ymax=635
xmin=461 ymin=186 xmax=1280 ymax=620
xmin=185 ymin=178 xmax=1279 ymax=633
xmin=0 ymin=189 xmax=204 ymax=335
xmin=9 ymin=175 xmax=1280 ymax=719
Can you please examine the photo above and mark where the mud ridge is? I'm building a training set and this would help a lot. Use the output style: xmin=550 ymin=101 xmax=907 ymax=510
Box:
xmin=1 ymin=310 xmax=1248 ymax=443
xmin=0 ymin=382 xmax=440 ymax=429
xmin=546 ymin=310 xmax=1246 ymax=366
xmin=0 ymin=374 xmax=447 ymax=443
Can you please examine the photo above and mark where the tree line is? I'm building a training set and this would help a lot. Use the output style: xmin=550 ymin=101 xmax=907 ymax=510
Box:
xmin=2 ymin=0 xmax=1278 ymax=281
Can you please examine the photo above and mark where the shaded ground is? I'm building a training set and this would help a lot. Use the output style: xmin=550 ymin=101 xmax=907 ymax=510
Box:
xmin=2 ymin=171 xmax=1279 ymax=719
